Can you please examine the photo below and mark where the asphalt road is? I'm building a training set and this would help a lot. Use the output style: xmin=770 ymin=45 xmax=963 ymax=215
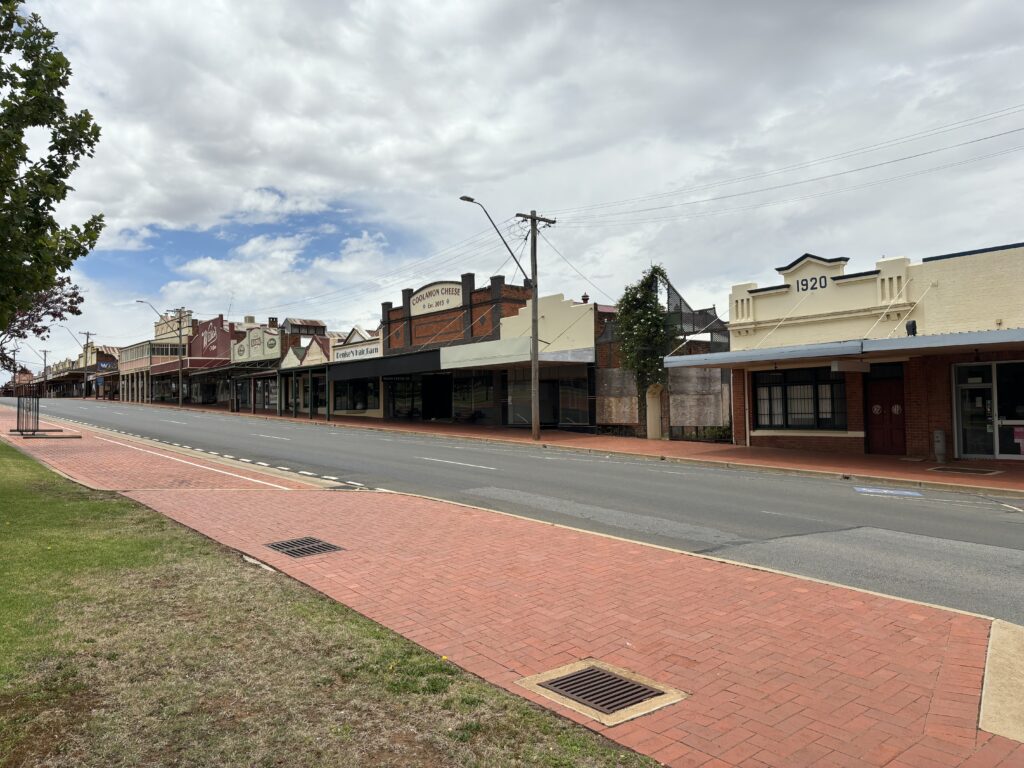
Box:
xmin=10 ymin=397 xmax=1024 ymax=624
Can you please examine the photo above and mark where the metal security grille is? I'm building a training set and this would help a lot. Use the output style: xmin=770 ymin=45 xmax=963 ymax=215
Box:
xmin=539 ymin=666 xmax=664 ymax=714
xmin=266 ymin=537 xmax=344 ymax=558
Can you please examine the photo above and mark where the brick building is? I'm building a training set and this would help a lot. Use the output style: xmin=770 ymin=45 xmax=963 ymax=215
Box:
xmin=665 ymin=241 xmax=1024 ymax=460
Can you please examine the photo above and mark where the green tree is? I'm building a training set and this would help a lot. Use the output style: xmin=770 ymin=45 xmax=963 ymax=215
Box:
xmin=0 ymin=1 xmax=103 ymax=341
xmin=616 ymin=264 xmax=669 ymax=435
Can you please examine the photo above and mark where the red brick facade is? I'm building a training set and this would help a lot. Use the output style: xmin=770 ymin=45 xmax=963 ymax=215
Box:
xmin=382 ymin=274 xmax=529 ymax=354
xmin=732 ymin=350 xmax=1024 ymax=459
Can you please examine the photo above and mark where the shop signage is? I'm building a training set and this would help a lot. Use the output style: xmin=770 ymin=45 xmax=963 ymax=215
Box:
xmin=333 ymin=340 xmax=382 ymax=362
xmin=232 ymin=327 xmax=280 ymax=363
xmin=410 ymin=282 xmax=462 ymax=317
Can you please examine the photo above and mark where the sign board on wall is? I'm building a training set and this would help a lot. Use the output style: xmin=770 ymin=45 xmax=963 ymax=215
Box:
xmin=231 ymin=328 xmax=280 ymax=363
xmin=333 ymin=340 xmax=382 ymax=362
xmin=410 ymin=282 xmax=462 ymax=317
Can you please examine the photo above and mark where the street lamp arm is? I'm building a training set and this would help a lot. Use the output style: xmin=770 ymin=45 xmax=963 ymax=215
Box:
xmin=459 ymin=196 xmax=529 ymax=283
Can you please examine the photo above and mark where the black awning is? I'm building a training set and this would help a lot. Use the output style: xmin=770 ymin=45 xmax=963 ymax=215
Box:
xmin=328 ymin=349 xmax=440 ymax=383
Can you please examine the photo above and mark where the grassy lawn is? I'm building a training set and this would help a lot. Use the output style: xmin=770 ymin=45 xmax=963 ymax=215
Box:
xmin=0 ymin=441 xmax=655 ymax=768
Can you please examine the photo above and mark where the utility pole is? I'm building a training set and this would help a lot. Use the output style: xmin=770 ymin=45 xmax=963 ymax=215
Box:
xmin=40 ymin=349 xmax=50 ymax=397
xmin=173 ymin=307 xmax=185 ymax=408
xmin=79 ymin=331 xmax=94 ymax=399
xmin=515 ymin=209 xmax=556 ymax=441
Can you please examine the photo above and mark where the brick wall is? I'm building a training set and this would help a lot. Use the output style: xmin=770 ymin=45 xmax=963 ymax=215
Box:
xmin=382 ymin=277 xmax=529 ymax=354
xmin=732 ymin=369 xmax=746 ymax=445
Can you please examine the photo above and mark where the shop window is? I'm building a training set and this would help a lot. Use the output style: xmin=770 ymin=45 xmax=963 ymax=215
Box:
xmin=752 ymin=368 xmax=846 ymax=430
xmin=333 ymin=378 xmax=379 ymax=411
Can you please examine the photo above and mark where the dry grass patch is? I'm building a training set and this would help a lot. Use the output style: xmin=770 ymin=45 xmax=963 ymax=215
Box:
xmin=0 ymin=442 xmax=654 ymax=768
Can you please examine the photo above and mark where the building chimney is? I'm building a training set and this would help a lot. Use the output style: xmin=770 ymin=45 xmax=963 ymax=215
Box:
xmin=244 ymin=315 xmax=255 ymax=324
xmin=268 ymin=317 xmax=278 ymax=328
xmin=581 ymin=292 xmax=590 ymax=304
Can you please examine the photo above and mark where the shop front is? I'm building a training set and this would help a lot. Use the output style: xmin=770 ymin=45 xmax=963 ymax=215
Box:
xmin=955 ymin=360 xmax=1024 ymax=459
xmin=665 ymin=242 xmax=1024 ymax=460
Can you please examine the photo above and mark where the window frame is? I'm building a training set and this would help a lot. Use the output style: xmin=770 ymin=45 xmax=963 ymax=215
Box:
xmin=751 ymin=367 xmax=847 ymax=430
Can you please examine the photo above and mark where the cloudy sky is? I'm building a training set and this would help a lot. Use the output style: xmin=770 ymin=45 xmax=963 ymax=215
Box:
xmin=17 ymin=0 xmax=1024 ymax=369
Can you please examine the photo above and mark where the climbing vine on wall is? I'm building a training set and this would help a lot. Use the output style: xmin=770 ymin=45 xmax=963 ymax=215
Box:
xmin=615 ymin=265 xmax=669 ymax=434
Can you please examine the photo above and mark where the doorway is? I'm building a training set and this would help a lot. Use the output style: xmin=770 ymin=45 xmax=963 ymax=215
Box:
xmin=865 ymin=364 xmax=906 ymax=455
xmin=420 ymin=374 xmax=453 ymax=420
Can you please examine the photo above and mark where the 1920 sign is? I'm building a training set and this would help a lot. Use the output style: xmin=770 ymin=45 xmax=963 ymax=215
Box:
xmin=795 ymin=275 xmax=828 ymax=292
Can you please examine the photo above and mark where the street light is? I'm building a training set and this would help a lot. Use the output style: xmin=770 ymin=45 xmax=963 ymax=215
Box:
xmin=459 ymin=196 xmax=529 ymax=284
xmin=460 ymin=195 xmax=541 ymax=440
xmin=137 ymin=299 xmax=185 ymax=408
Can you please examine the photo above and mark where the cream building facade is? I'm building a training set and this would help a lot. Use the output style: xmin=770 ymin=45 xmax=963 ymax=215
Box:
xmin=668 ymin=241 xmax=1024 ymax=460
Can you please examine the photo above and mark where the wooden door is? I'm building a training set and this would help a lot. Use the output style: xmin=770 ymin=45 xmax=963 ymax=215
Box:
xmin=866 ymin=377 xmax=906 ymax=455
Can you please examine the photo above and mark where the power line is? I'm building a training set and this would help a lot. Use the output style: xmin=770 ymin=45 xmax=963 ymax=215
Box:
xmin=546 ymin=101 xmax=1024 ymax=216
xmin=559 ymin=126 xmax=1024 ymax=224
xmin=248 ymin=222 xmax=516 ymax=314
xmin=537 ymin=231 xmax=618 ymax=304
xmin=556 ymin=143 xmax=1024 ymax=228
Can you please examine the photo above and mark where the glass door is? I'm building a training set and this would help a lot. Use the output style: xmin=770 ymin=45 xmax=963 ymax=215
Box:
xmin=959 ymin=386 xmax=994 ymax=456
xmin=996 ymin=362 xmax=1024 ymax=458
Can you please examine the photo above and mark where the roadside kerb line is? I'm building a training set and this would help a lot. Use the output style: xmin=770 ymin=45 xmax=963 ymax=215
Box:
xmin=92 ymin=436 xmax=294 ymax=490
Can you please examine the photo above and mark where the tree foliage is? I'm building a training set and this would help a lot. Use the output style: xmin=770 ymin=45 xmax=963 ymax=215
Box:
xmin=0 ymin=274 xmax=82 ymax=371
xmin=616 ymin=264 xmax=669 ymax=431
xmin=0 ymin=1 xmax=103 ymax=337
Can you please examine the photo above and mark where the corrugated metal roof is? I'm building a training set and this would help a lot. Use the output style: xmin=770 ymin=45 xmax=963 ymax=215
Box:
xmin=664 ymin=327 xmax=1024 ymax=368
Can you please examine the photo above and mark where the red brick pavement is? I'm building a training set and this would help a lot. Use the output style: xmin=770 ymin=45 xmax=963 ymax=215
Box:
xmin=3 ymin=410 xmax=1023 ymax=767
xmin=3 ymin=414 xmax=311 ymax=491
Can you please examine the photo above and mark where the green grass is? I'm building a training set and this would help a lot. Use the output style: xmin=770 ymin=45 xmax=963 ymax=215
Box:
xmin=0 ymin=441 xmax=656 ymax=767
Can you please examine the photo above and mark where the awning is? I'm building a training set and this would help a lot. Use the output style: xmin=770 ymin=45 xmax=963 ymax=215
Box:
xmin=150 ymin=357 xmax=231 ymax=376
xmin=440 ymin=337 xmax=595 ymax=369
xmin=328 ymin=349 xmax=440 ymax=383
xmin=665 ymin=327 xmax=1024 ymax=369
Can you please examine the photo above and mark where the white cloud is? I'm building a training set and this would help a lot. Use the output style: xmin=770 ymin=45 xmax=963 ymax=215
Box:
xmin=24 ymin=0 xmax=1024 ymax=338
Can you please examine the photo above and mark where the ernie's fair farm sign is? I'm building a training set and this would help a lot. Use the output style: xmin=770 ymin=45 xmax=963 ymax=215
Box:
xmin=410 ymin=282 xmax=462 ymax=317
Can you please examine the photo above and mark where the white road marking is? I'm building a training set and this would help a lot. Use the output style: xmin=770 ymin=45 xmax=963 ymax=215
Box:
xmin=239 ymin=458 xmax=252 ymax=463
xmin=276 ymin=466 xmax=291 ymax=471
xmin=256 ymin=462 xmax=269 ymax=466
xmin=298 ymin=470 xmax=316 ymax=476
xmin=417 ymin=457 xmax=497 ymax=471
xmin=39 ymin=419 xmax=80 ymax=433
xmin=223 ymin=454 xmax=235 ymax=459
xmin=160 ymin=419 xmax=186 ymax=425
xmin=93 ymin=437 xmax=293 ymax=490
xmin=346 ymin=481 xmax=365 ymax=487
xmin=172 ymin=443 xmax=181 ymax=446
xmin=208 ymin=451 xmax=220 ymax=455
xmin=253 ymin=433 xmax=290 ymax=440
xmin=112 ymin=411 xmax=126 ymax=415
xmin=1002 ymin=503 xmax=1024 ymax=513
xmin=322 ymin=475 xmax=339 ymax=480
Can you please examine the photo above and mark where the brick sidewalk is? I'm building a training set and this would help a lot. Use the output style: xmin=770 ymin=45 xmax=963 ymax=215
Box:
xmin=3 ymin=410 xmax=1022 ymax=767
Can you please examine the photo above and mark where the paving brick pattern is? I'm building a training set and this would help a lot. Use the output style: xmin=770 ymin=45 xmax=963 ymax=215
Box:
xmin=3 ymin=415 xmax=311 ymax=491
xmin=3 ymin=409 xmax=1023 ymax=767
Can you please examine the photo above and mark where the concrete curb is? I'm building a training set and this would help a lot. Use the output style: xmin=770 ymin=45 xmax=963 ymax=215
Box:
xmin=981 ymin=620 xmax=1024 ymax=742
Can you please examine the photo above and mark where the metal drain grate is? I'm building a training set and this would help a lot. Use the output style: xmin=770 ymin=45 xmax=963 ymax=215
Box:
xmin=928 ymin=466 xmax=1001 ymax=476
xmin=539 ymin=666 xmax=664 ymax=714
xmin=266 ymin=537 xmax=344 ymax=558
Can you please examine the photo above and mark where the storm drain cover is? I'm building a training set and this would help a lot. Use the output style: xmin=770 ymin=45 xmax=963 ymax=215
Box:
xmin=266 ymin=537 xmax=344 ymax=558
xmin=928 ymin=466 xmax=1001 ymax=476
xmin=539 ymin=666 xmax=664 ymax=714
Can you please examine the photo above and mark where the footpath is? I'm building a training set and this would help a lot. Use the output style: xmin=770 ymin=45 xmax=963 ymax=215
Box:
xmin=117 ymin=400 xmax=1024 ymax=497
xmin=3 ymin=406 xmax=1023 ymax=768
